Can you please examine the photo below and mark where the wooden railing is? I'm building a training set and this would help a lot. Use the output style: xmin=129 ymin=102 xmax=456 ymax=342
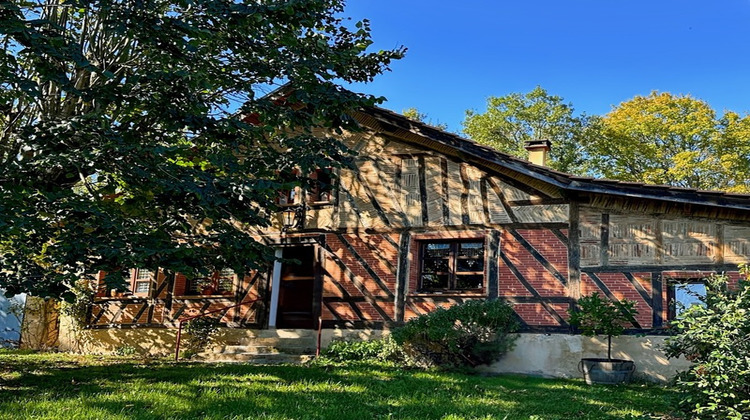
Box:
xmin=174 ymin=298 xmax=259 ymax=361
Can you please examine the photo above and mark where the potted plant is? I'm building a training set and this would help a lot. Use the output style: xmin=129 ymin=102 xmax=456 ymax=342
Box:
xmin=568 ymin=292 xmax=638 ymax=385
xmin=200 ymin=284 xmax=216 ymax=296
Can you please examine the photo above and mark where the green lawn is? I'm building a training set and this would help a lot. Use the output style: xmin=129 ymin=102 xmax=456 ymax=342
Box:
xmin=0 ymin=351 xmax=680 ymax=419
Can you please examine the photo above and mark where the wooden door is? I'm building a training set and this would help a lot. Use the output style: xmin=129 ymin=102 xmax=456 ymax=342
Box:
xmin=277 ymin=246 xmax=317 ymax=328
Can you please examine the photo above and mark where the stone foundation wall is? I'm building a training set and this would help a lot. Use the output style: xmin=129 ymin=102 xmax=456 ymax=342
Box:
xmin=58 ymin=314 xmax=687 ymax=383
xmin=477 ymin=333 xmax=690 ymax=383
xmin=58 ymin=319 xmax=384 ymax=357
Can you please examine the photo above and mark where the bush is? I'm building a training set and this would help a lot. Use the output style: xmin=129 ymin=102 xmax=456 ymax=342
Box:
xmin=182 ymin=317 xmax=220 ymax=357
xmin=391 ymin=299 xmax=519 ymax=368
xmin=113 ymin=345 xmax=137 ymax=357
xmin=664 ymin=265 xmax=750 ymax=420
xmin=323 ymin=336 xmax=405 ymax=363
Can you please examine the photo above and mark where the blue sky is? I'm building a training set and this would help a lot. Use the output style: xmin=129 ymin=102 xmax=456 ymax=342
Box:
xmin=344 ymin=0 xmax=750 ymax=133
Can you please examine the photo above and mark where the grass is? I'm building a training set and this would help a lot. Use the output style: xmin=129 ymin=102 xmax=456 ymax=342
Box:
xmin=0 ymin=351 xmax=681 ymax=420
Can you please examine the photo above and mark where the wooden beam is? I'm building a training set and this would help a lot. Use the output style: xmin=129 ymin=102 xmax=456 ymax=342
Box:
xmin=651 ymin=271 xmax=664 ymax=328
xmin=487 ymin=230 xmax=501 ymax=299
xmin=459 ymin=163 xmax=470 ymax=225
xmin=568 ymin=202 xmax=581 ymax=300
xmin=600 ymin=213 xmax=609 ymax=267
xmin=441 ymin=158 xmax=450 ymax=224
xmin=312 ymin=244 xmax=324 ymax=325
xmin=583 ymin=271 xmax=642 ymax=329
xmin=418 ymin=155 xmax=429 ymax=226
xmin=395 ymin=231 xmax=411 ymax=323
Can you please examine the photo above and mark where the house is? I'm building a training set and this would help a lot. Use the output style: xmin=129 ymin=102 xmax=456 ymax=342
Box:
xmin=51 ymin=105 xmax=750 ymax=380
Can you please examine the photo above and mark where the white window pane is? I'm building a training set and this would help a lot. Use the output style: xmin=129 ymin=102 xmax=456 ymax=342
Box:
xmin=134 ymin=281 xmax=151 ymax=294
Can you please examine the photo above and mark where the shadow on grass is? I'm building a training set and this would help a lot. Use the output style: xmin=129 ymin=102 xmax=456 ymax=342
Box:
xmin=0 ymin=355 xmax=681 ymax=419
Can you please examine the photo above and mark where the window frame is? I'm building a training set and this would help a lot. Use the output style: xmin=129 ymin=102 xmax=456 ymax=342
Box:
xmin=417 ymin=239 xmax=486 ymax=293
xmin=277 ymin=168 xmax=335 ymax=207
xmin=278 ymin=185 xmax=302 ymax=206
xmin=111 ymin=268 xmax=155 ymax=298
xmin=308 ymin=168 xmax=334 ymax=205
xmin=667 ymin=277 xmax=707 ymax=320
xmin=186 ymin=269 xmax=237 ymax=297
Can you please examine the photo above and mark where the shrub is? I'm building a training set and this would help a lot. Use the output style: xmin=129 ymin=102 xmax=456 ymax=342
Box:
xmin=567 ymin=292 xmax=638 ymax=360
xmin=391 ymin=299 xmax=519 ymax=368
xmin=113 ymin=344 xmax=137 ymax=357
xmin=182 ymin=317 xmax=220 ymax=357
xmin=664 ymin=265 xmax=750 ymax=420
xmin=323 ymin=336 xmax=405 ymax=363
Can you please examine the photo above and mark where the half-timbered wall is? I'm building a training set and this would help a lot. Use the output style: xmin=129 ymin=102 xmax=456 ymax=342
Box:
xmin=301 ymin=131 xmax=569 ymax=232
xmin=300 ymin=130 xmax=575 ymax=330
xmin=577 ymin=206 xmax=749 ymax=329
xmin=88 ymin=270 xmax=267 ymax=329
xmin=320 ymin=232 xmax=399 ymax=327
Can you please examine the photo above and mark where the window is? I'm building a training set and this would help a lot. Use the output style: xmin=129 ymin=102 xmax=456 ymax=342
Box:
xmin=309 ymin=168 xmax=333 ymax=204
xmin=277 ymin=168 xmax=302 ymax=206
xmin=186 ymin=269 xmax=236 ymax=296
xmin=668 ymin=279 xmax=707 ymax=319
xmin=129 ymin=268 xmax=154 ymax=296
xmin=277 ymin=168 xmax=334 ymax=206
xmin=278 ymin=186 xmax=301 ymax=206
xmin=419 ymin=241 xmax=485 ymax=292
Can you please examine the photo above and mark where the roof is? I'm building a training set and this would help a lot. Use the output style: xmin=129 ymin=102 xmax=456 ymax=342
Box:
xmin=359 ymin=105 xmax=750 ymax=212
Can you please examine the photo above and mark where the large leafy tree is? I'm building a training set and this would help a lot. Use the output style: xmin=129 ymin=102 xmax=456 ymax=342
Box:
xmin=402 ymin=107 xmax=448 ymax=131
xmin=588 ymin=92 xmax=750 ymax=192
xmin=461 ymin=86 xmax=591 ymax=174
xmin=0 ymin=0 xmax=404 ymax=299
xmin=716 ymin=111 xmax=750 ymax=193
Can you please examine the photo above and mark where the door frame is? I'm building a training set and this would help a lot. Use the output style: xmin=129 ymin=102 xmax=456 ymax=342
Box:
xmin=268 ymin=240 xmax=323 ymax=329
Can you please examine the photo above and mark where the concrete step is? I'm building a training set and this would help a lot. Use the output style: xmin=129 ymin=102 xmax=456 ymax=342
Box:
xmin=273 ymin=345 xmax=315 ymax=355
xmin=255 ymin=329 xmax=317 ymax=339
xmin=210 ymin=343 xmax=315 ymax=355
xmin=198 ymin=353 xmax=314 ymax=364
xmin=229 ymin=336 xmax=316 ymax=346
xmin=212 ymin=345 xmax=281 ymax=355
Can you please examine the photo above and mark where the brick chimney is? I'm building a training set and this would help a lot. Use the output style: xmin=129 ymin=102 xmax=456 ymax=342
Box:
xmin=524 ymin=140 xmax=552 ymax=167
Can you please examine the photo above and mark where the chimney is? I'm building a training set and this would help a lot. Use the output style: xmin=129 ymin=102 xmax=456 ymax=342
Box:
xmin=524 ymin=139 xmax=552 ymax=167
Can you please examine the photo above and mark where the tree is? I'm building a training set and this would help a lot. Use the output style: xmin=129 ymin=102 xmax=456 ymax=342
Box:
xmin=0 ymin=0 xmax=404 ymax=299
xmin=567 ymin=292 xmax=638 ymax=361
xmin=588 ymin=92 xmax=750 ymax=192
xmin=664 ymin=266 xmax=750 ymax=419
xmin=461 ymin=86 xmax=591 ymax=174
xmin=716 ymin=111 xmax=750 ymax=193
xmin=402 ymin=107 xmax=448 ymax=131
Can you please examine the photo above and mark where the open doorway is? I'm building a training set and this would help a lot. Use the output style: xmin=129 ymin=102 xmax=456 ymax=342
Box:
xmin=276 ymin=246 xmax=317 ymax=328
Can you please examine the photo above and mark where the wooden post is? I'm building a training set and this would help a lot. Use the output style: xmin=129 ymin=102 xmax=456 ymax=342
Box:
xmin=394 ymin=231 xmax=411 ymax=323
xmin=567 ymin=202 xmax=581 ymax=300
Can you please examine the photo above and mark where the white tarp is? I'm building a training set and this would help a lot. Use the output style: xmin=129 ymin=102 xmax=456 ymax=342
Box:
xmin=0 ymin=292 xmax=26 ymax=348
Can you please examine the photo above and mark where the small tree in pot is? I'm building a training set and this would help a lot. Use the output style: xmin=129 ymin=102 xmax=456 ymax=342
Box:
xmin=568 ymin=292 xmax=638 ymax=384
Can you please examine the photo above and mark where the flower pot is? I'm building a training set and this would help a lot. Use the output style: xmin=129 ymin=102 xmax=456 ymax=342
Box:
xmin=578 ymin=358 xmax=635 ymax=385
